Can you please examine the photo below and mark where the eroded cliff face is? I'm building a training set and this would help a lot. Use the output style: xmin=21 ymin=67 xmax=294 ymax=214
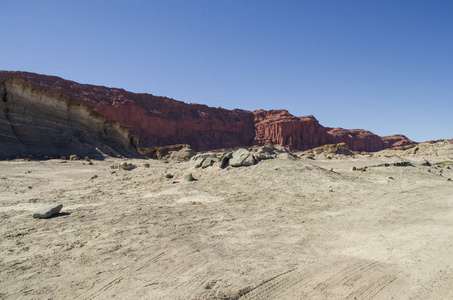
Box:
xmin=0 ymin=77 xmax=140 ymax=159
xmin=253 ymin=110 xmax=332 ymax=150
xmin=0 ymin=71 xmax=255 ymax=151
xmin=0 ymin=71 xmax=415 ymax=152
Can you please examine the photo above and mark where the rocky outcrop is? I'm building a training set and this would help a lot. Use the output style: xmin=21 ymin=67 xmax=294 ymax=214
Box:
xmin=253 ymin=110 xmax=332 ymax=150
xmin=0 ymin=71 xmax=415 ymax=153
xmin=381 ymin=134 xmax=416 ymax=149
xmin=326 ymin=128 xmax=384 ymax=153
xmin=299 ymin=142 xmax=354 ymax=158
xmin=373 ymin=139 xmax=453 ymax=160
xmin=0 ymin=77 xmax=141 ymax=159
xmin=253 ymin=110 xmax=415 ymax=152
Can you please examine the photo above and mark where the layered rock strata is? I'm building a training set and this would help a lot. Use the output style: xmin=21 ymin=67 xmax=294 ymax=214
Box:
xmin=0 ymin=71 xmax=415 ymax=152
xmin=0 ymin=77 xmax=140 ymax=159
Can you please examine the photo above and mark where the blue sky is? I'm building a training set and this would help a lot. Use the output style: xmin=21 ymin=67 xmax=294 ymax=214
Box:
xmin=2 ymin=1 xmax=452 ymax=142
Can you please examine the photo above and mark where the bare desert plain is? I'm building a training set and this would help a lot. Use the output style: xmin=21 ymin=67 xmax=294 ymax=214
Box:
xmin=1 ymin=141 xmax=453 ymax=299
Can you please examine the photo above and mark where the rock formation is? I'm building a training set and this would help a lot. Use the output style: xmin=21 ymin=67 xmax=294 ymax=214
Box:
xmin=253 ymin=110 xmax=332 ymax=150
xmin=0 ymin=77 xmax=140 ymax=159
xmin=0 ymin=71 xmax=415 ymax=153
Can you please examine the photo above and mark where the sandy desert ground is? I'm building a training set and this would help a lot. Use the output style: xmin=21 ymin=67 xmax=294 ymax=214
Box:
xmin=1 ymin=144 xmax=453 ymax=299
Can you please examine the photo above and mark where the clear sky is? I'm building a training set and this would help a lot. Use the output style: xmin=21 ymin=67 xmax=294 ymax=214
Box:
xmin=2 ymin=1 xmax=452 ymax=142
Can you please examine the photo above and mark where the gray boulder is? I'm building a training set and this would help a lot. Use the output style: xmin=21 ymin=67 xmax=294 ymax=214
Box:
xmin=201 ymin=157 xmax=214 ymax=168
xmin=184 ymin=173 xmax=195 ymax=181
xmin=33 ymin=204 xmax=63 ymax=219
xmin=191 ymin=153 xmax=217 ymax=168
xmin=230 ymin=148 xmax=255 ymax=167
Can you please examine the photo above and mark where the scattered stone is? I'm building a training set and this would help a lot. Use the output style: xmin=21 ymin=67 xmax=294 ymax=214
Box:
xmin=84 ymin=156 xmax=91 ymax=161
xmin=352 ymin=167 xmax=357 ymax=171
xmin=119 ymin=162 xmax=135 ymax=170
xmin=70 ymin=155 xmax=78 ymax=161
xmin=388 ymin=177 xmax=395 ymax=180
xmin=32 ymin=204 xmax=63 ymax=219
xmin=143 ymin=163 xmax=150 ymax=168
xmin=393 ymin=162 xmax=414 ymax=167
xmin=60 ymin=156 xmax=67 ymax=160
xmin=184 ymin=173 xmax=194 ymax=181
xmin=448 ymin=178 xmax=452 ymax=181
xmin=165 ymin=173 xmax=174 ymax=179
xmin=88 ymin=161 xmax=93 ymax=165
xmin=421 ymin=160 xmax=431 ymax=166
xmin=90 ymin=175 xmax=98 ymax=180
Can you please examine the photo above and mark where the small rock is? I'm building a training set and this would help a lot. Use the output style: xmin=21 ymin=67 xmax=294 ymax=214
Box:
xmin=421 ymin=160 xmax=431 ymax=166
xmin=70 ymin=155 xmax=78 ymax=161
xmin=84 ymin=156 xmax=91 ymax=161
xmin=32 ymin=204 xmax=63 ymax=219
xmin=119 ymin=162 xmax=135 ymax=170
xmin=388 ymin=177 xmax=395 ymax=180
xmin=448 ymin=178 xmax=452 ymax=181
xmin=165 ymin=173 xmax=174 ymax=179
xmin=88 ymin=161 xmax=93 ymax=165
xmin=90 ymin=175 xmax=98 ymax=180
xmin=184 ymin=173 xmax=194 ymax=181
xmin=143 ymin=163 xmax=150 ymax=168
xmin=351 ymin=167 xmax=357 ymax=171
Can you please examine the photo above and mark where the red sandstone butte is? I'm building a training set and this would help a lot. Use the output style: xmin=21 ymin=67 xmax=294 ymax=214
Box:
xmin=0 ymin=71 xmax=415 ymax=152
xmin=253 ymin=110 xmax=332 ymax=150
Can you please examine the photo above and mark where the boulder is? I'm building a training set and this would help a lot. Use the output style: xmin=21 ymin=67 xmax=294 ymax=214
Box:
xmin=32 ymin=204 xmax=63 ymax=219
xmin=184 ymin=173 xmax=195 ymax=181
xmin=201 ymin=157 xmax=214 ymax=168
xmin=191 ymin=153 xmax=217 ymax=168
xmin=220 ymin=156 xmax=230 ymax=169
xmin=230 ymin=149 xmax=255 ymax=167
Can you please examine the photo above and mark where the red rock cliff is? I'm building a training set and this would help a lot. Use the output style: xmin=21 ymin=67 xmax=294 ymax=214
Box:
xmin=253 ymin=110 xmax=332 ymax=150
xmin=0 ymin=71 xmax=415 ymax=152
